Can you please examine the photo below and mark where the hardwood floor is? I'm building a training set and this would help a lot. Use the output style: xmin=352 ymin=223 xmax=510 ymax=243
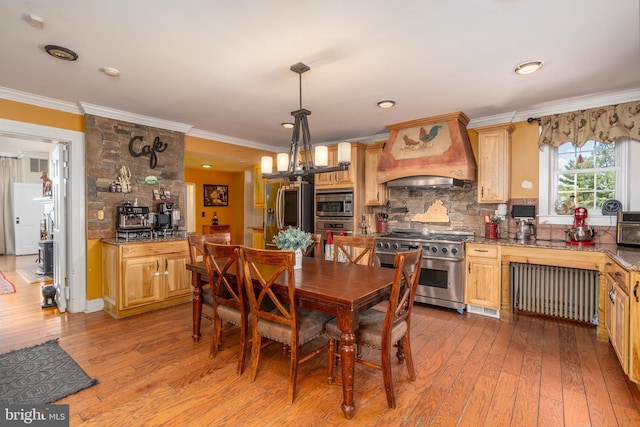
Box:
xmin=2 ymin=254 xmax=640 ymax=426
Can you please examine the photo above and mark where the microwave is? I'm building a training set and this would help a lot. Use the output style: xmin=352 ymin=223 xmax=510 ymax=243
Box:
xmin=616 ymin=211 xmax=640 ymax=247
xmin=316 ymin=190 xmax=354 ymax=217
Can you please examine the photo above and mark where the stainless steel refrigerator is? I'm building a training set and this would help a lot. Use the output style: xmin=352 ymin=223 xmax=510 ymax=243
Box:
xmin=264 ymin=180 xmax=314 ymax=250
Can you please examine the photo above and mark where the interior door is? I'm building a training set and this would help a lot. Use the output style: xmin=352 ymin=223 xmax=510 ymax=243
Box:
xmin=51 ymin=143 xmax=68 ymax=312
xmin=13 ymin=183 xmax=42 ymax=255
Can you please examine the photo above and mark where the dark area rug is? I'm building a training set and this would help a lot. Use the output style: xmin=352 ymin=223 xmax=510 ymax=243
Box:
xmin=0 ymin=339 xmax=98 ymax=404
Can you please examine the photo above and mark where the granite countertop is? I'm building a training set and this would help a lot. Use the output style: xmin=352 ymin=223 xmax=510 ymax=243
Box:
xmin=471 ymin=236 xmax=640 ymax=271
xmin=101 ymin=236 xmax=188 ymax=245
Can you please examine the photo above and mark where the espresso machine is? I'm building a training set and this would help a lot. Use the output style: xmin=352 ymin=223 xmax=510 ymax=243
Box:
xmin=566 ymin=206 xmax=596 ymax=246
xmin=512 ymin=205 xmax=536 ymax=242
xmin=116 ymin=204 xmax=150 ymax=231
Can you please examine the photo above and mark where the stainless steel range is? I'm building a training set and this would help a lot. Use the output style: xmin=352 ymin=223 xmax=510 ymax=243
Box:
xmin=375 ymin=230 xmax=474 ymax=313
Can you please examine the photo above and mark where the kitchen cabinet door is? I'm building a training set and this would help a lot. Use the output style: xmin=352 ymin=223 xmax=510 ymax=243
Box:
xmin=465 ymin=244 xmax=500 ymax=310
xmin=253 ymin=164 xmax=265 ymax=208
xmin=364 ymin=145 xmax=387 ymax=206
xmin=476 ymin=124 xmax=513 ymax=203
xmin=164 ymin=253 xmax=191 ymax=299
xmin=630 ymin=274 xmax=640 ymax=383
xmin=252 ymin=228 xmax=264 ymax=249
xmin=121 ymin=256 xmax=163 ymax=309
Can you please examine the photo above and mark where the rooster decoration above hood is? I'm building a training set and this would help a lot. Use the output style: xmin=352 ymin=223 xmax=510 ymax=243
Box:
xmin=377 ymin=112 xmax=477 ymax=184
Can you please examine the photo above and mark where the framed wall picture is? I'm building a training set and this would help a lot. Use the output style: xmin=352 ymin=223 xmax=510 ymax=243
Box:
xmin=204 ymin=184 xmax=228 ymax=206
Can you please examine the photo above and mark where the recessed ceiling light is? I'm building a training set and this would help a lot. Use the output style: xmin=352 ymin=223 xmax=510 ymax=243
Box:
xmin=44 ymin=45 xmax=78 ymax=61
xmin=514 ymin=60 xmax=544 ymax=75
xmin=101 ymin=67 xmax=120 ymax=77
xmin=281 ymin=122 xmax=294 ymax=129
xmin=377 ymin=100 xmax=396 ymax=109
xmin=201 ymin=164 xmax=212 ymax=168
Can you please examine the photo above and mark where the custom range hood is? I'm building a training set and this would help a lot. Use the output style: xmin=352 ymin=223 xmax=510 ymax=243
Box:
xmin=377 ymin=112 xmax=477 ymax=188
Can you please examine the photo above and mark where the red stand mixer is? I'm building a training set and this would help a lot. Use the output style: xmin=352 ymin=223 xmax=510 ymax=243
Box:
xmin=566 ymin=206 xmax=596 ymax=246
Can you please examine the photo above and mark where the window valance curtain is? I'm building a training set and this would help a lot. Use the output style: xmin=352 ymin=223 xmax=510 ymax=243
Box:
xmin=539 ymin=100 xmax=640 ymax=148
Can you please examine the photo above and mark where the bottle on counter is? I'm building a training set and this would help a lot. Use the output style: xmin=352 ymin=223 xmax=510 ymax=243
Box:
xmin=212 ymin=212 xmax=218 ymax=225
xmin=324 ymin=230 xmax=334 ymax=261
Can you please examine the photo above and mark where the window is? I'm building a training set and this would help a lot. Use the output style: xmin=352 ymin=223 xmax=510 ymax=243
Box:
xmin=539 ymin=138 xmax=631 ymax=226
xmin=557 ymin=140 xmax=617 ymax=211
xmin=29 ymin=158 xmax=48 ymax=173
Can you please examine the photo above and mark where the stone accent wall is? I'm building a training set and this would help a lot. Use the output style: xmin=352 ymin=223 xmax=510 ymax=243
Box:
xmin=85 ymin=115 xmax=185 ymax=239
xmin=383 ymin=183 xmax=498 ymax=236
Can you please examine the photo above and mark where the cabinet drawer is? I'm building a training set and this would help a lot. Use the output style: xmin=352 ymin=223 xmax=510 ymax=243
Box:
xmin=466 ymin=244 xmax=498 ymax=259
xmin=122 ymin=240 xmax=189 ymax=258
xmin=606 ymin=258 xmax=630 ymax=294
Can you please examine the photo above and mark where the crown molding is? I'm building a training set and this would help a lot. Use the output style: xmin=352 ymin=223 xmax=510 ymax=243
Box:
xmin=186 ymin=128 xmax=277 ymax=152
xmin=510 ymin=89 xmax=640 ymax=123
xmin=3 ymin=86 xmax=640 ymax=147
xmin=0 ymin=86 xmax=81 ymax=114
xmin=79 ymin=102 xmax=193 ymax=133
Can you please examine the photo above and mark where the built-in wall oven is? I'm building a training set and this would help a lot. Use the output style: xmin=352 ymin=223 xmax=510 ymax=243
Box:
xmin=375 ymin=231 xmax=474 ymax=313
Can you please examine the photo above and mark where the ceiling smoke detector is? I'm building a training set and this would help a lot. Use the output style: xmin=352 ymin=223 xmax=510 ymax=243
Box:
xmin=44 ymin=45 xmax=78 ymax=61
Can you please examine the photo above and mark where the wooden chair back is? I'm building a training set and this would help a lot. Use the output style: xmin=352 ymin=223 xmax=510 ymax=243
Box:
xmin=203 ymin=242 xmax=247 ymax=374
xmin=240 ymin=247 xmax=296 ymax=329
xmin=332 ymin=235 xmax=376 ymax=266
xmin=384 ymin=248 xmax=423 ymax=348
xmin=187 ymin=233 xmax=231 ymax=264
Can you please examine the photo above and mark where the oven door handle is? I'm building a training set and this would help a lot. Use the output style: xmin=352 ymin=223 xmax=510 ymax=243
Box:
xmin=422 ymin=257 xmax=464 ymax=263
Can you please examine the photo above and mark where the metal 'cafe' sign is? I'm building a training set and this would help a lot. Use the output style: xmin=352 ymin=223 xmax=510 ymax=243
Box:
xmin=128 ymin=135 xmax=167 ymax=169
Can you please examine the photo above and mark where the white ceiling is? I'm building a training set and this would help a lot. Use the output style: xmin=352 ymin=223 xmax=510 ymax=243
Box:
xmin=1 ymin=1 xmax=639 ymax=171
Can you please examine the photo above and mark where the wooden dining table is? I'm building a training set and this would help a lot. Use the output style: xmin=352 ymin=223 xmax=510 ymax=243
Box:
xmin=186 ymin=256 xmax=396 ymax=419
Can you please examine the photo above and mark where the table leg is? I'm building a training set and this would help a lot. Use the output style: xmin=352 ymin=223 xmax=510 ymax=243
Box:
xmin=338 ymin=310 xmax=357 ymax=419
xmin=192 ymin=273 xmax=204 ymax=342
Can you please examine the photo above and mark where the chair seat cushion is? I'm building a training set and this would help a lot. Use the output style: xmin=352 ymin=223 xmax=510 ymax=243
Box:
xmin=257 ymin=308 xmax=333 ymax=346
xmin=217 ymin=303 xmax=246 ymax=326
xmin=324 ymin=309 xmax=407 ymax=349
xmin=202 ymin=287 xmax=213 ymax=307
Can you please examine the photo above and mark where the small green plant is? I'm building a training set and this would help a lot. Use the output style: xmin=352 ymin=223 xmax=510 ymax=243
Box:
xmin=274 ymin=227 xmax=313 ymax=251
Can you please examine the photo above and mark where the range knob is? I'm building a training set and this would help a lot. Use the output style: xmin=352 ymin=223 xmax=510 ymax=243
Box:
xmin=376 ymin=242 xmax=384 ymax=249
xmin=392 ymin=243 xmax=399 ymax=250
xmin=384 ymin=242 xmax=391 ymax=249
xmin=431 ymin=246 xmax=438 ymax=253
xmin=451 ymin=247 xmax=458 ymax=255
xmin=441 ymin=247 xmax=448 ymax=254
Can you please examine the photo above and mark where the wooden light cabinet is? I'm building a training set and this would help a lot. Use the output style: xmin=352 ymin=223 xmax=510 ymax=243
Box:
xmin=605 ymin=258 xmax=631 ymax=373
xmin=315 ymin=144 xmax=363 ymax=189
xmin=475 ymin=124 xmax=513 ymax=203
xmin=253 ymin=164 xmax=265 ymax=208
xmin=630 ymin=272 xmax=640 ymax=383
xmin=465 ymin=244 xmax=501 ymax=312
xmin=202 ymin=224 xmax=231 ymax=235
xmin=251 ymin=228 xmax=264 ymax=249
xmin=102 ymin=240 xmax=191 ymax=319
xmin=364 ymin=144 xmax=388 ymax=206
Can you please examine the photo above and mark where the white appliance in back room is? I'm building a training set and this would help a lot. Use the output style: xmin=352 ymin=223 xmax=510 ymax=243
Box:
xmin=263 ymin=180 xmax=314 ymax=250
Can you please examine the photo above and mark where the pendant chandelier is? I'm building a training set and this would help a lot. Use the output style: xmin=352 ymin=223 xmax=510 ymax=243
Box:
xmin=261 ymin=62 xmax=351 ymax=179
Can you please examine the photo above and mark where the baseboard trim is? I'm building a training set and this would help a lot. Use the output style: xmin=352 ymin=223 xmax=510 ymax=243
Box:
xmin=85 ymin=298 xmax=104 ymax=313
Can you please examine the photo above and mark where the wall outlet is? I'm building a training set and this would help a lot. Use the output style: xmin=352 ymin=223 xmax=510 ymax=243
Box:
xmin=201 ymin=211 xmax=205 ymax=217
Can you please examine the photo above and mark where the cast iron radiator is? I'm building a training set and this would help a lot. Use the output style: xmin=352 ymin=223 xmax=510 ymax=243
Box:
xmin=510 ymin=262 xmax=599 ymax=324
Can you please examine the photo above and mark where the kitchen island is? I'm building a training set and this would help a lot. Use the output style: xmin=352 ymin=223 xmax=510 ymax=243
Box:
xmin=101 ymin=237 xmax=191 ymax=318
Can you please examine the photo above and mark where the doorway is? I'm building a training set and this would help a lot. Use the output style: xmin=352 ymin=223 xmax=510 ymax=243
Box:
xmin=0 ymin=118 xmax=87 ymax=313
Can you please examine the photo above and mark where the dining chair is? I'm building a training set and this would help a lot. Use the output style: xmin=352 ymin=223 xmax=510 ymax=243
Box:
xmin=187 ymin=233 xmax=232 ymax=320
xmin=332 ymin=235 xmax=376 ymax=266
xmin=303 ymin=233 xmax=323 ymax=258
xmin=203 ymin=242 xmax=248 ymax=375
xmin=239 ymin=247 xmax=332 ymax=404
xmin=325 ymin=247 xmax=423 ymax=409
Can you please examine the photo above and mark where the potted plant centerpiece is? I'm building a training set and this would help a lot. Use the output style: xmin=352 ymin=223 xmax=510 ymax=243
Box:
xmin=273 ymin=227 xmax=313 ymax=270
